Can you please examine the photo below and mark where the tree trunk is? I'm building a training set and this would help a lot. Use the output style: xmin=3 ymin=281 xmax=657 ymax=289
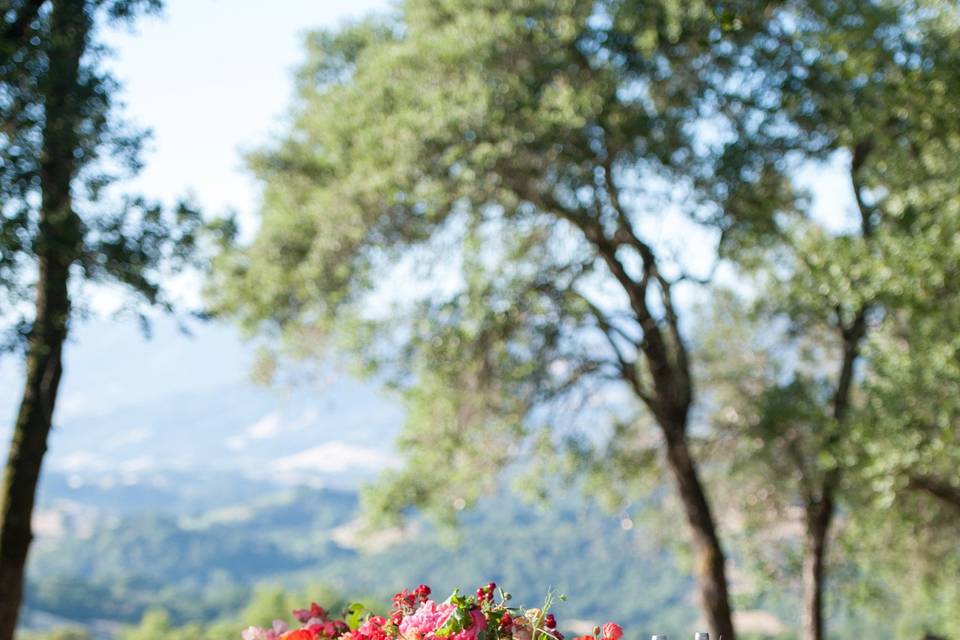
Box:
xmin=801 ymin=494 xmax=834 ymax=640
xmin=663 ymin=426 xmax=736 ymax=640
xmin=0 ymin=262 xmax=70 ymax=640
xmin=0 ymin=2 xmax=86 ymax=637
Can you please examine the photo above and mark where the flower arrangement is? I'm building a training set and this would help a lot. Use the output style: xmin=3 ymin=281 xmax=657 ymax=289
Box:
xmin=241 ymin=584 xmax=624 ymax=640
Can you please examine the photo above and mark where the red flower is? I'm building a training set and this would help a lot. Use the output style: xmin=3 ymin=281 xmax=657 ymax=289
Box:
xmin=415 ymin=584 xmax=432 ymax=601
xmin=294 ymin=603 xmax=329 ymax=625
xmin=393 ymin=589 xmax=417 ymax=611
xmin=602 ymin=623 xmax=623 ymax=640
xmin=293 ymin=610 xmax=312 ymax=624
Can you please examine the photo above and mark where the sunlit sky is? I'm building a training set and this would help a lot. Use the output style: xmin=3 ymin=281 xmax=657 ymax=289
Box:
xmin=104 ymin=0 xmax=391 ymax=225
xmin=0 ymin=0 xmax=855 ymax=429
xmin=0 ymin=0 xmax=393 ymax=423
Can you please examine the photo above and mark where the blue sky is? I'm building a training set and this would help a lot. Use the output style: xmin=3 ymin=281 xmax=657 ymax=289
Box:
xmin=103 ymin=0 xmax=391 ymax=227
xmin=0 ymin=0 xmax=393 ymax=424
xmin=0 ymin=0 xmax=856 ymax=434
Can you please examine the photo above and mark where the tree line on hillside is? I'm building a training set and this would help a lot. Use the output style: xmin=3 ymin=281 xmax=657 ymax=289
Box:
xmin=21 ymin=491 xmax=704 ymax=634
xmin=1 ymin=1 xmax=959 ymax=640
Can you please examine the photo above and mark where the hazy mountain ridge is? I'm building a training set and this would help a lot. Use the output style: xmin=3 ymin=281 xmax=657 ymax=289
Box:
xmin=23 ymin=476 xmax=699 ymax=637
xmin=35 ymin=377 xmax=402 ymax=489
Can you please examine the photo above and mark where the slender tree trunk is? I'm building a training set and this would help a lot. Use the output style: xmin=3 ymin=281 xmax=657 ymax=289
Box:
xmin=801 ymin=495 xmax=834 ymax=640
xmin=564 ymin=147 xmax=737 ymax=639
xmin=794 ymin=148 xmax=873 ymax=640
xmin=663 ymin=425 xmax=736 ymax=640
xmin=797 ymin=310 xmax=864 ymax=640
xmin=0 ymin=3 xmax=86 ymax=637
xmin=0 ymin=262 xmax=70 ymax=640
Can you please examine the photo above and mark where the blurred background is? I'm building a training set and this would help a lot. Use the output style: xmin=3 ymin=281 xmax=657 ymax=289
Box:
xmin=1 ymin=1 xmax=958 ymax=640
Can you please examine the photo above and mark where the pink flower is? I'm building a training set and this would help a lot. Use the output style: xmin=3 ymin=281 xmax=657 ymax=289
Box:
xmin=242 ymin=627 xmax=267 ymax=640
xmin=357 ymin=616 xmax=389 ymax=640
xmin=447 ymin=609 xmax=486 ymax=640
xmin=242 ymin=623 xmax=289 ymax=640
xmin=400 ymin=601 xmax=457 ymax=638
xmin=361 ymin=617 xmax=387 ymax=633
xmin=399 ymin=602 xmax=486 ymax=640
xmin=602 ymin=623 xmax=623 ymax=640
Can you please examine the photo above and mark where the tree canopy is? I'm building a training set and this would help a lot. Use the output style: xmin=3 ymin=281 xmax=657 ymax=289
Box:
xmin=212 ymin=1 xmax=960 ymax=638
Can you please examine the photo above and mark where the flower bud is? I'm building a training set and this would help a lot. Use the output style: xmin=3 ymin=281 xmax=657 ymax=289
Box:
xmin=602 ymin=623 xmax=623 ymax=640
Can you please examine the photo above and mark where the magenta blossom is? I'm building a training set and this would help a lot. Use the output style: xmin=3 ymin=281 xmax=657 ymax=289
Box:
xmin=400 ymin=601 xmax=456 ymax=639
xmin=399 ymin=601 xmax=486 ymax=640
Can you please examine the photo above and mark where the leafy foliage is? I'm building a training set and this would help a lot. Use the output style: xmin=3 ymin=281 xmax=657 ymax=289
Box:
xmin=0 ymin=0 xmax=200 ymax=347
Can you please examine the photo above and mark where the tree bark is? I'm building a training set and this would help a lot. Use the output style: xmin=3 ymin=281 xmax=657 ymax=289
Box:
xmin=0 ymin=2 xmax=87 ymax=637
xmin=801 ymin=496 xmax=834 ymax=640
xmin=662 ymin=425 xmax=736 ymax=640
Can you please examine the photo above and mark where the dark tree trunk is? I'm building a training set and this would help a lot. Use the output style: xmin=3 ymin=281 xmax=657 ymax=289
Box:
xmin=594 ymin=231 xmax=737 ymax=639
xmin=536 ymin=136 xmax=738 ymax=639
xmin=0 ymin=262 xmax=71 ymax=640
xmin=801 ymin=496 xmax=834 ymax=640
xmin=794 ymin=149 xmax=874 ymax=640
xmin=662 ymin=425 xmax=736 ymax=640
xmin=0 ymin=3 xmax=87 ymax=637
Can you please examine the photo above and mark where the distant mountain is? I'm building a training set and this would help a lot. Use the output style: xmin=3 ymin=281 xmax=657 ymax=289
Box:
xmin=40 ymin=378 xmax=402 ymax=488
xmin=1 ymin=317 xmax=405 ymax=490
xmin=23 ymin=482 xmax=699 ymax=638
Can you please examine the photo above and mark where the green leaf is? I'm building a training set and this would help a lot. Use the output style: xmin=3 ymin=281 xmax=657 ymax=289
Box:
xmin=345 ymin=603 xmax=368 ymax=631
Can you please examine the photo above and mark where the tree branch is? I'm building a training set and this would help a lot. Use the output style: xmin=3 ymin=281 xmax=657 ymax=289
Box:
xmin=851 ymin=137 xmax=876 ymax=239
xmin=832 ymin=306 xmax=867 ymax=423
xmin=578 ymin=294 xmax=655 ymax=408
xmin=510 ymin=175 xmax=690 ymax=429
xmin=600 ymin=159 xmax=692 ymax=412
xmin=907 ymin=474 xmax=960 ymax=514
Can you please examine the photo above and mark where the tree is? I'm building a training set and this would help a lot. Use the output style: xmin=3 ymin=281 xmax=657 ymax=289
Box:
xmin=700 ymin=2 xmax=960 ymax=637
xmin=841 ymin=38 xmax=960 ymax=629
xmin=211 ymin=2 xmax=806 ymax=637
xmin=0 ymin=1 xmax=199 ymax=636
